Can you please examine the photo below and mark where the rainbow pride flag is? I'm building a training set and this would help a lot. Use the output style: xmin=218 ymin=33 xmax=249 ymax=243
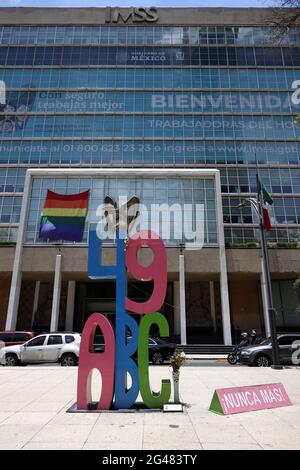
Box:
xmin=39 ymin=190 xmax=89 ymax=242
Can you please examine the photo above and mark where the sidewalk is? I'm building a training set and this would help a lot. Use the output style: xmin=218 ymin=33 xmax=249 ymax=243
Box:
xmin=185 ymin=355 xmax=228 ymax=360
xmin=0 ymin=365 xmax=299 ymax=450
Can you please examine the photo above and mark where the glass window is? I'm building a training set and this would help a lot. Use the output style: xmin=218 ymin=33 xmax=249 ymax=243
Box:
xmin=26 ymin=336 xmax=46 ymax=347
xmin=2 ymin=26 xmax=300 ymax=46
xmin=0 ymin=333 xmax=14 ymax=342
xmin=25 ymin=176 xmax=217 ymax=246
xmin=2 ymin=67 xmax=300 ymax=89
xmin=65 ymin=335 xmax=75 ymax=344
xmin=278 ymin=336 xmax=296 ymax=346
xmin=47 ymin=335 xmax=63 ymax=345
xmin=14 ymin=333 xmax=31 ymax=342
xmin=2 ymin=45 xmax=299 ymax=66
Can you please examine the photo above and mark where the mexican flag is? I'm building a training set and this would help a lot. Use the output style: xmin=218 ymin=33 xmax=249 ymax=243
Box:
xmin=259 ymin=179 xmax=273 ymax=231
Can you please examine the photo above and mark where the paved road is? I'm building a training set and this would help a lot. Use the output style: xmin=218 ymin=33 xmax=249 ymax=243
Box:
xmin=0 ymin=365 xmax=299 ymax=449
xmin=21 ymin=359 xmax=239 ymax=367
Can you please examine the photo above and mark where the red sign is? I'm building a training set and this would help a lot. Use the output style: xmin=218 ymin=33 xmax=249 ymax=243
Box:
xmin=210 ymin=383 xmax=292 ymax=415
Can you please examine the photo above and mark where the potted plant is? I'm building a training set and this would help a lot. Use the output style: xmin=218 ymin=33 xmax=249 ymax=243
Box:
xmin=170 ymin=351 xmax=186 ymax=404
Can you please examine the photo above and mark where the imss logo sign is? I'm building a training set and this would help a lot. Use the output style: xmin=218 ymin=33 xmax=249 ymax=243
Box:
xmin=105 ymin=7 xmax=158 ymax=23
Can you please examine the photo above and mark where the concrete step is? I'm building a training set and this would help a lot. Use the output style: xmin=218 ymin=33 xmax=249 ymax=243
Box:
xmin=177 ymin=344 xmax=234 ymax=355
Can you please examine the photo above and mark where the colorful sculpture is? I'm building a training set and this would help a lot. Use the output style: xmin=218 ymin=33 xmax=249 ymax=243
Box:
xmin=77 ymin=228 xmax=171 ymax=410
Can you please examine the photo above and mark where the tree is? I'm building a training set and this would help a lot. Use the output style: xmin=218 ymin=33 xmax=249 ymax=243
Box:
xmin=268 ymin=1 xmax=300 ymax=131
xmin=270 ymin=1 xmax=300 ymax=30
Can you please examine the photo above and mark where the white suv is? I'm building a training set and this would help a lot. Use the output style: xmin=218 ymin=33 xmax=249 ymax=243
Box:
xmin=0 ymin=333 xmax=81 ymax=367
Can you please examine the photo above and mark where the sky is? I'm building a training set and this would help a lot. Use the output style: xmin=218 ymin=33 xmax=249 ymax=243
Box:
xmin=1 ymin=0 xmax=272 ymax=8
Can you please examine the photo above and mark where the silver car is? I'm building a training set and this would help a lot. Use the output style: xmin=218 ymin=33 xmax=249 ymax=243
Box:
xmin=239 ymin=334 xmax=300 ymax=367
xmin=0 ymin=332 xmax=81 ymax=367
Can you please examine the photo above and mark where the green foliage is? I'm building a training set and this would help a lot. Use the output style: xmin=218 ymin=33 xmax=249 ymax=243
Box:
xmin=226 ymin=242 xmax=300 ymax=249
xmin=245 ymin=242 xmax=260 ymax=248
xmin=294 ymin=277 xmax=300 ymax=294
xmin=293 ymin=278 xmax=300 ymax=314
xmin=226 ymin=242 xmax=260 ymax=249
xmin=276 ymin=242 xmax=299 ymax=248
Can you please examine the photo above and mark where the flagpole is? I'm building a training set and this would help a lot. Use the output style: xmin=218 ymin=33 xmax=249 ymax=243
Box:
xmin=256 ymin=173 xmax=282 ymax=370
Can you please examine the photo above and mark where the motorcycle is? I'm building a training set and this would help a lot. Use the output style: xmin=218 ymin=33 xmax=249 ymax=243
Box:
xmin=227 ymin=329 xmax=257 ymax=365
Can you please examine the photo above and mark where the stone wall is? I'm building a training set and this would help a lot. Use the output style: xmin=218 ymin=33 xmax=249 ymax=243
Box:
xmin=1 ymin=246 xmax=300 ymax=276
xmin=186 ymin=282 xmax=212 ymax=329
xmin=185 ymin=281 xmax=222 ymax=329
xmin=0 ymin=7 xmax=297 ymax=26
xmin=16 ymin=281 xmax=35 ymax=331
xmin=229 ymin=279 xmax=262 ymax=334
xmin=17 ymin=280 xmax=68 ymax=332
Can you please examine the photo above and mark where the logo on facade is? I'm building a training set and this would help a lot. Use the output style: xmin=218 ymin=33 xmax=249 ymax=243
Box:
xmin=105 ymin=7 xmax=158 ymax=24
xmin=0 ymin=86 xmax=35 ymax=134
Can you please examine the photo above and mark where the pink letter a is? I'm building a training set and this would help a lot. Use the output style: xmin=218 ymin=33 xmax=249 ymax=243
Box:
xmin=77 ymin=313 xmax=115 ymax=410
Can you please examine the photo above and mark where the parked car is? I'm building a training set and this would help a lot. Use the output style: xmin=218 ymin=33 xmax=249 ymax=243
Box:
xmin=94 ymin=335 xmax=177 ymax=365
xmin=0 ymin=331 xmax=35 ymax=347
xmin=0 ymin=332 xmax=81 ymax=367
xmin=239 ymin=334 xmax=300 ymax=367
xmin=146 ymin=337 xmax=177 ymax=365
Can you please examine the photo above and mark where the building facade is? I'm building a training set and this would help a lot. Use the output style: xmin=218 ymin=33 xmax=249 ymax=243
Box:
xmin=0 ymin=7 xmax=300 ymax=344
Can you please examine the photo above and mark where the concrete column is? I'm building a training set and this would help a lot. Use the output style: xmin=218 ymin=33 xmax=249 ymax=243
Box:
xmin=220 ymin=271 xmax=232 ymax=346
xmin=50 ymin=254 xmax=62 ymax=332
xmin=5 ymin=273 xmax=22 ymax=331
xmin=31 ymin=281 xmax=40 ymax=328
xmin=179 ymin=253 xmax=187 ymax=345
xmin=260 ymin=259 xmax=271 ymax=337
xmin=209 ymin=281 xmax=217 ymax=333
xmin=65 ymin=281 xmax=76 ymax=331
xmin=5 ymin=170 xmax=32 ymax=331
xmin=173 ymin=281 xmax=180 ymax=336
xmin=215 ymin=171 xmax=232 ymax=346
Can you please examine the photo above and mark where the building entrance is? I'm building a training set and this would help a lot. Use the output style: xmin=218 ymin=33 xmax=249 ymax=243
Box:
xmin=73 ymin=281 xmax=174 ymax=335
xmin=185 ymin=281 xmax=224 ymax=344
